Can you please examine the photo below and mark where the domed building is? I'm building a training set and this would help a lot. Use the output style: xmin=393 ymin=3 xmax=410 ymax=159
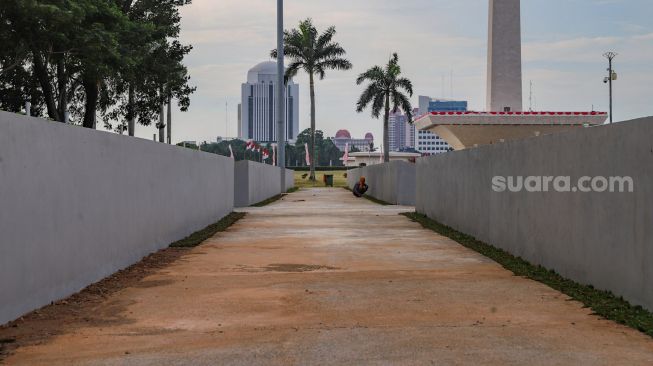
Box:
xmin=335 ymin=130 xmax=352 ymax=140
xmin=332 ymin=129 xmax=374 ymax=152
xmin=238 ymin=61 xmax=300 ymax=142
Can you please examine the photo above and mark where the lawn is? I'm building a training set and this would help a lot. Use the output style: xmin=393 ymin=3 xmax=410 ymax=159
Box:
xmin=294 ymin=170 xmax=349 ymax=188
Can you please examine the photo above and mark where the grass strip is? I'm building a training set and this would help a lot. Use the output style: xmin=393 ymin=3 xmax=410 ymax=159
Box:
xmin=251 ymin=194 xmax=286 ymax=207
xmin=170 ymin=212 xmax=246 ymax=248
xmin=251 ymin=187 xmax=301 ymax=207
xmin=402 ymin=212 xmax=653 ymax=338
xmin=342 ymin=187 xmax=392 ymax=206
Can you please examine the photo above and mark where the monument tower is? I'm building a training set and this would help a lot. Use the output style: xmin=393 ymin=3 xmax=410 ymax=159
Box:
xmin=487 ymin=0 xmax=522 ymax=112
xmin=414 ymin=0 xmax=607 ymax=150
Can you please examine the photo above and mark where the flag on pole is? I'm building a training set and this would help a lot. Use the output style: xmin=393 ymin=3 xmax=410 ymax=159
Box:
xmin=343 ymin=142 xmax=349 ymax=164
xmin=229 ymin=144 xmax=235 ymax=160
xmin=304 ymin=143 xmax=311 ymax=166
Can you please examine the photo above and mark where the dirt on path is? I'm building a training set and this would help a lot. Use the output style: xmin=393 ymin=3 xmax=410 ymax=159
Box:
xmin=2 ymin=188 xmax=653 ymax=365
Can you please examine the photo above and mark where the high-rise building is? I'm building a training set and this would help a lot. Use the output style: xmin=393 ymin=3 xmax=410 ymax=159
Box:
xmin=388 ymin=110 xmax=415 ymax=152
xmin=240 ymin=61 xmax=300 ymax=142
xmin=415 ymin=97 xmax=466 ymax=155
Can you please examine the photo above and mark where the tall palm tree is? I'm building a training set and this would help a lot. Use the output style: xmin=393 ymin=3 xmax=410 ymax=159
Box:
xmin=356 ymin=53 xmax=413 ymax=163
xmin=272 ymin=18 xmax=352 ymax=180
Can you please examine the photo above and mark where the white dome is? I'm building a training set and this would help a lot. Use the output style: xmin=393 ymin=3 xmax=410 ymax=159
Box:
xmin=247 ymin=61 xmax=278 ymax=83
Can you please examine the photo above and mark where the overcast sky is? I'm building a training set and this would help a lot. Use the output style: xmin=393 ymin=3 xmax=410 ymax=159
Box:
xmin=124 ymin=0 xmax=653 ymax=144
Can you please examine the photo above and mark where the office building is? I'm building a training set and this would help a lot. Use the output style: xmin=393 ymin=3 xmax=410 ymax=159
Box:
xmin=240 ymin=61 xmax=300 ymax=142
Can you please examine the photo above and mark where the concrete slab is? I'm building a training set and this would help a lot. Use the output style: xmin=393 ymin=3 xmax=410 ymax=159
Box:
xmin=5 ymin=188 xmax=653 ymax=365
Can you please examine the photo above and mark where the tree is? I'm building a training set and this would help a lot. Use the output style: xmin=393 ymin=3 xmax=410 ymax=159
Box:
xmin=292 ymin=128 xmax=344 ymax=167
xmin=105 ymin=0 xmax=195 ymax=136
xmin=356 ymin=53 xmax=413 ymax=163
xmin=271 ymin=18 xmax=352 ymax=180
xmin=0 ymin=0 xmax=194 ymax=135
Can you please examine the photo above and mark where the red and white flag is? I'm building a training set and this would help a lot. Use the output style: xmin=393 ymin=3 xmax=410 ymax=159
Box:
xmin=229 ymin=144 xmax=235 ymax=160
xmin=246 ymin=141 xmax=253 ymax=151
xmin=304 ymin=143 xmax=311 ymax=166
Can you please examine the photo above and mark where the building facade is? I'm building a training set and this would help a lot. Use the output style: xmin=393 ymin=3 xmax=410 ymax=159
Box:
xmin=240 ymin=61 xmax=300 ymax=142
xmin=388 ymin=110 xmax=416 ymax=152
xmin=415 ymin=97 xmax=466 ymax=155
xmin=332 ymin=130 xmax=374 ymax=152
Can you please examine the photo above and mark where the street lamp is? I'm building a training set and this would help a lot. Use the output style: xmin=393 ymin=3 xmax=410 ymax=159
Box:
xmin=603 ymin=52 xmax=618 ymax=124
xmin=276 ymin=0 xmax=286 ymax=188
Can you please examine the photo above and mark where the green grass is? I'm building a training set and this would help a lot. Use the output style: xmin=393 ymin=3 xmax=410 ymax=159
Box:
xmin=250 ymin=188 xmax=300 ymax=207
xmin=402 ymin=212 xmax=653 ymax=338
xmin=170 ymin=212 xmax=246 ymax=248
xmin=342 ymin=187 xmax=392 ymax=206
xmin=251 ymin=194 xmax=286 ymax=207
xmin=294 ymin=170 xmax=348 ymax=188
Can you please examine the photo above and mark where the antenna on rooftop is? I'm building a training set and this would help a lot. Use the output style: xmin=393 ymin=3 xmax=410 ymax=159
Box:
xmin=441 ymin=74 xmax=445 ymax=97
xmin=450 ymin=69 xmax=454 ymax=98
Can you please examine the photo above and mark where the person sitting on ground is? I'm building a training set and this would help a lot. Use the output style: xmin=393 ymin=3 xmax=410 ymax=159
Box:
xmin=353 ymin=177 xmax=369 ymax=198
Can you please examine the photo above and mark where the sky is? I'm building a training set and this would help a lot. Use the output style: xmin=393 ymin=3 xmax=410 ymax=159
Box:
xmin=123 ymin=0 xmax=653 ymax=145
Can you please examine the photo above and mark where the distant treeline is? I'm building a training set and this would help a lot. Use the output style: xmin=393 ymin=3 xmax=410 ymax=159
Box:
xmin=181 ymin=129 xmax=349 ymax=167
xmin=0 ymin=0 xmax=195 ymax=132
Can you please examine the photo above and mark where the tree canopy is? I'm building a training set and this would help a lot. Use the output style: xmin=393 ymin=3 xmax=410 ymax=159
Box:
xmin=0 ymin=0 xmax=195 ymax=132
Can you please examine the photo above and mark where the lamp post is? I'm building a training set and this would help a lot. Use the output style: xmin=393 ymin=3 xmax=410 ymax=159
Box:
xmin=276 ymin=0 xmax=286 ymax=190
xmin=603 ymin=52 xmax=617 ymax=124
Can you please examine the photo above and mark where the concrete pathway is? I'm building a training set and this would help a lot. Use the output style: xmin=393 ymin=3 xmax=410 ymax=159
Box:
xmin=7 ymin=188 xmax=653 ymax=365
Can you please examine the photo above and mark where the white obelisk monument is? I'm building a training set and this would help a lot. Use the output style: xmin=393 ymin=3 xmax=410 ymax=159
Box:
xmin=487 ymin=0 xmax=523 ymax=112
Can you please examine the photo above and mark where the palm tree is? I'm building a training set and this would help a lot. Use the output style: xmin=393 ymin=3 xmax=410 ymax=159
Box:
xmin=356 ymin=53 xmax=413 ymax=163
xmin=272 ymin=18 xmax=352 ymax=181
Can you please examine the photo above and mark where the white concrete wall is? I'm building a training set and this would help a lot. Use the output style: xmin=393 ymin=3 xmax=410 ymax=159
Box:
xmin=234 ymin=161 xmax=290 ymax=207
xmin=0 ymin=111 xmax=234 ymax=325
xmin=285 ymin=169 xmax=295 ymax=192
xmin=347 ymin=161 xmax=416 ymax=206
xmin=416 ymin=117 xmax=653 ymax=310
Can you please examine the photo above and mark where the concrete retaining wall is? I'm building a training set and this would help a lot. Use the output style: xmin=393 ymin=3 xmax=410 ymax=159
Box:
xmin=416 ymin=117 xmax=653 ymax=310
xmin=285 ymin=169 xmax=295 ymax=192
xmin=347 ymin=161 xmax=416 ymax=205
xmin=234 ymin=161 xmax=292 ymax=207
xmin=0 ymin=111 xmax=235 ymax=325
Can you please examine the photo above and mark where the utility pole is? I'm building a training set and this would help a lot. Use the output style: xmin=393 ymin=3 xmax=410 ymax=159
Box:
xmin=603 ymin=52 xmax=618 ymax=124
xmin=276 ymin=0 xmax=287 ymax=190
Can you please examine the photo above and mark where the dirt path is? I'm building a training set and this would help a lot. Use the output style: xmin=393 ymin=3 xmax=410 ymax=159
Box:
xmin=3 ymin=188 xmax=653 ymax=365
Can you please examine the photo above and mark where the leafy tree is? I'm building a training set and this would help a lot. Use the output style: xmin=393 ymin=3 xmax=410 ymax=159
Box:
xmin=0 ymin=0 xmax=194 ymax=136
xmin=292 ymin=128 xmax=344 ymax=167
xmin=271 ymin=18 xmax=352 ymax=180
xmin=107 ymin=0 xmax=195 ymax=137
xmin=356 ymin=53 xmax=413 ymax=162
